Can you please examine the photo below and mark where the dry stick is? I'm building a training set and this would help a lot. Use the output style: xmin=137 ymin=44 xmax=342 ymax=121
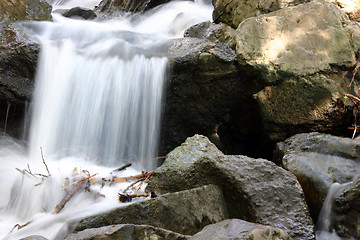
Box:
xmin=40 ymin=147 xmax=51 ymax=176
xmin=136 ymin=170 xmax=155 ymax=191
xmin=123 ymin=178 xmax=145 ymax=193
xmin=345 ymin=94 xmax=360 ymax=139
xmin=12 ymin=220 xmax=33 ymax=231
xmin=91 ymin=171 xmax=149 ymax=185
xmin=349 ymin=61 xmax=360 ymax=87
xmin=62 ymin=173 xmax=98 ymax=190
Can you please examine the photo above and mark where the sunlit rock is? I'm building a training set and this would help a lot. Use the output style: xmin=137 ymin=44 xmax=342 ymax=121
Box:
xmin=330 ymin=0 xmax=360 ymax=21
xmin=212 ymin=0 xmax=308 ymax=28
xmin=234 ymin=1 xmax=357 ymax=142
xmin=0 ymin=0 xmax=52 ymax=22
xmin=235 ymin=1 xmax=356 ymax=79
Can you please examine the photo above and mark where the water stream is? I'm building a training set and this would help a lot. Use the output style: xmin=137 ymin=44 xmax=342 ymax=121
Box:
xmin=0 ymin=1 xmax=212 ymax=239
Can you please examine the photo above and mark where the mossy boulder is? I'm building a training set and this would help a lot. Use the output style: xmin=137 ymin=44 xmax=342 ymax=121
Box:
xmin=0 ymin=0 xmax=52 ymax=22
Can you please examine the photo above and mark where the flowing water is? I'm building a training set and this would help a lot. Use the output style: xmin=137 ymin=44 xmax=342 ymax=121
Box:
xmin=0 ymin=1 xmax=212 ymax=239
xmin=316 ymin=183 xmax=355 ymax=240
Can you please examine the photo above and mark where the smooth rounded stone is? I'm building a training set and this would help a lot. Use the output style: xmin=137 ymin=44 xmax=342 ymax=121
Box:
xmin=62 ymin=7 xmax=97 ymax=19
xmin=212 ymin=0 xmax=309 ymax=28
xmin=190 ymin=219 xmax=292 ymax=240
xmin=331 ymin=176 xmax=360 ymax=239
xmin=0 ymin=0 xmax=52 ymax=22
xmin=148 ymin=135 xmax=315 ymax=240
xmin=65 ymin=224 xmax=189 ymax=240
xmin=74 ymin=184 xmax=229 ymax=235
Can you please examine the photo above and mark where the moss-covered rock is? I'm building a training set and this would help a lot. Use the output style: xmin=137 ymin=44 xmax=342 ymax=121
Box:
xmin=0 ymin=0 xmax=52 ymax=22
xmin=212 ymin=0 xmax=308 ymax=28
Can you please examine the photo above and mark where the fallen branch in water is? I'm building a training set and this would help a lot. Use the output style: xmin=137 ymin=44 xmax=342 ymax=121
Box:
xmin=55 ymin=180 xmax=85 ymax=213
xmin=40 ymin=147 xmax=51 ymax=176
xmin=11 ymin=220 xmax=33 ymax=231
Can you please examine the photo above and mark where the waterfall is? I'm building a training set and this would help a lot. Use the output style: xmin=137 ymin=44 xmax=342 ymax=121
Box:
xmin=0 ymin=1 xmax=213 ymax=239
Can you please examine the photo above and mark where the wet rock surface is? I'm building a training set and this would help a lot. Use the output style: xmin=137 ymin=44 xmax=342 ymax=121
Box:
xmin=274 ymin=132 xmax=360 ymax=220
xmin=62 ymin=7 xmax=97 ymax=19
xmin=0 ymin=0 xmax=52 ymax=22
xmin=212 ymin=0 xmax=309 ymax=28
xmin=148 ymin=135 xmax=315 ymax=240
xmin=333 ymin=176 xmax=360 ymax=239
xmin=74 ymin=184 xmax=229 ymax=235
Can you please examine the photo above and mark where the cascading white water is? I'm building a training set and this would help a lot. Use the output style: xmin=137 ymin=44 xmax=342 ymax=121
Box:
xmin=316 ymin=183 xmax=355 ymax=240
xmin=0 ymin=1 xmax=213 ymax=239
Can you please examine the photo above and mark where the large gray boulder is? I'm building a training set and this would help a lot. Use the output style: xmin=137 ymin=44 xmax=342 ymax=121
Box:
xmin=274 ymin=132 xmax=360 ymax=219
xmin=148 ymin=135 xmax=315 ymax=240
xmin=234 ymin=0 xmax=357 ymax=143
xmin=190 ymin=219 xmax=292 ymax=240
xmin=74 ymin=184 xmax=229 ymax=235
xmin=65 ymin=224 xmax=189 ymax=240
xmin=0 ymin=0 xmax=52 ymax=22
xmin=212 ymin=0 xmax=309 ymax=28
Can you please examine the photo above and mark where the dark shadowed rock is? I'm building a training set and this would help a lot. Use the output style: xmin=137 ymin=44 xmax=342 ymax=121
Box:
xmin=190 ymin=219 xmax=292 ymax=240
xmin=0 ymin=0 xmax=52 ymax=22
xmin=74 ymin=184 xmax=229 ymax=235
xmin=148 ymin=135 xmax=315 ymax=240
xmin=0 ymin=23 xmax=38 ymax=136
xmin=95 ymin=0 xmax=170 ymax=14
xmin=333 ymin=176 xmax=360 ymax=239
xmin=160 ymin=36 xmax=265 ymax=157
xmin=274 ymin=132 xmax=360 ymax=220
xmin=62 ymin=7 xmax=97 ymax=20
xmin=65 ymin=224 xmax=189 ymax=240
